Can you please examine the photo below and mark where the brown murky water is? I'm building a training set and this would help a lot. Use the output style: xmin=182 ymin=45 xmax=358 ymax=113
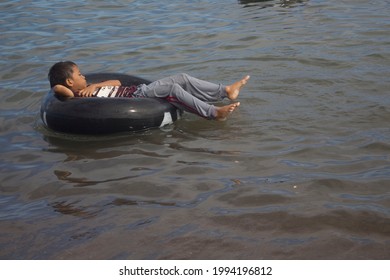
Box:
xmin=1 ymin=0 xmax=389 ymax=259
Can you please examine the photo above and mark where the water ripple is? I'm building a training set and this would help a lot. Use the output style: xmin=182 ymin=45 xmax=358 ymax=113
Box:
xmin=1 ymin=0 xmax=389 ymax=259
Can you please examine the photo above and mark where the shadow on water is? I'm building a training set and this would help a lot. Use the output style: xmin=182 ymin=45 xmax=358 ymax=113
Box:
xmin=238 ymin=0 xmax=309 ymax=8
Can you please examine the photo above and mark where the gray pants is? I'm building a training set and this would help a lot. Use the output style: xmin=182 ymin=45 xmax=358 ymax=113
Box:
xmin=135 ymin=73 xmax=228 ymax=119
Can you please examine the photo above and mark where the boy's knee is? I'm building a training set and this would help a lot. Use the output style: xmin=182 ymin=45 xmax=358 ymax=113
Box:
xmin=176 ymin=73 xmax=189 ymax=80
xmin=169 ymin=83 xmax=183 ymax=94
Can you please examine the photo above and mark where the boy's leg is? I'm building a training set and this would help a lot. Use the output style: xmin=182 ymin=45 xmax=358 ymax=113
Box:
xmin=164 ymin=73 xmax=250 ymax=101
xmin=135 ymin=73 xmax=247 ymax=119
xmin=142 ymin=73 xmax=228 ymax=102
xmin=138 ymin=82 xmax=218 ymax=119
xmin=167 ymin=84 xmax=220 ymax=118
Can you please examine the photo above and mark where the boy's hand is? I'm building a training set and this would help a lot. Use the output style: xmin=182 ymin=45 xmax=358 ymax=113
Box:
xmin=78 ymin=84 xmax=97 ymax=97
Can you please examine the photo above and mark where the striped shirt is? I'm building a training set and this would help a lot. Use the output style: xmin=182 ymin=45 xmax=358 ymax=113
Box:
xmin=93 ymin=85 xmax=138 ymax=98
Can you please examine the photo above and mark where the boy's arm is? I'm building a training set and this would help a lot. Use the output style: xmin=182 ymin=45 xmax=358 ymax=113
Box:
xmin=78 ymin=80 xmax=122 ymax=97
xmin=52 ymin=85 xmax=75 ymax=97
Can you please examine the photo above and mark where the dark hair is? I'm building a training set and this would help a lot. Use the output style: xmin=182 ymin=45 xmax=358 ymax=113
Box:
xmin=48 ymin=61 xmax=77 ymax=88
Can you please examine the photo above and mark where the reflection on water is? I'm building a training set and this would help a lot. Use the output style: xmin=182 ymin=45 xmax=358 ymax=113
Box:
xmin=0 ymin=0 xmax=389 ymax=259
xmin=238 ymin=0 xmax=308 ymax=8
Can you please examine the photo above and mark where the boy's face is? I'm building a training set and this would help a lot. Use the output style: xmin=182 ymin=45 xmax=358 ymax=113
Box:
xmin=67 ymin=65 xmax=87 ymax=92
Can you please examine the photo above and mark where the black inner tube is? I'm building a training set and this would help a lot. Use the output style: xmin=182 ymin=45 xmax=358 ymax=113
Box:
xmin=40 ymin=73 xmax=181 ymax=134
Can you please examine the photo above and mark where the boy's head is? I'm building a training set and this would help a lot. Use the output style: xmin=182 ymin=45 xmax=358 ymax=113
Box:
xmin=48 ymin=61 xmax=87 ymax=91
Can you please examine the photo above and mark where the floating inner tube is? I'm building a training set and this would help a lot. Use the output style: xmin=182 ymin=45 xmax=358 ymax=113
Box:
xmin=40 ymin=73 xmax=181 ymax=134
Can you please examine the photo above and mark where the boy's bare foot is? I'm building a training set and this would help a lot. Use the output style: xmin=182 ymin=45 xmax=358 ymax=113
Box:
xmin=225 ymin=75 xmax=250 ymax=100
xmin=215 ymin=102 xmax=240 ymax=121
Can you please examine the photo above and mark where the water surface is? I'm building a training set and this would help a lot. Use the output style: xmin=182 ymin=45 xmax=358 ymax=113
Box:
xmin=0 ymin=0 xmax=389 ymax=259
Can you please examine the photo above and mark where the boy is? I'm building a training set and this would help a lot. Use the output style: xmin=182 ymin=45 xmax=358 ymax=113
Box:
xmin=48 ymin=61 xmax=250 ymax=121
